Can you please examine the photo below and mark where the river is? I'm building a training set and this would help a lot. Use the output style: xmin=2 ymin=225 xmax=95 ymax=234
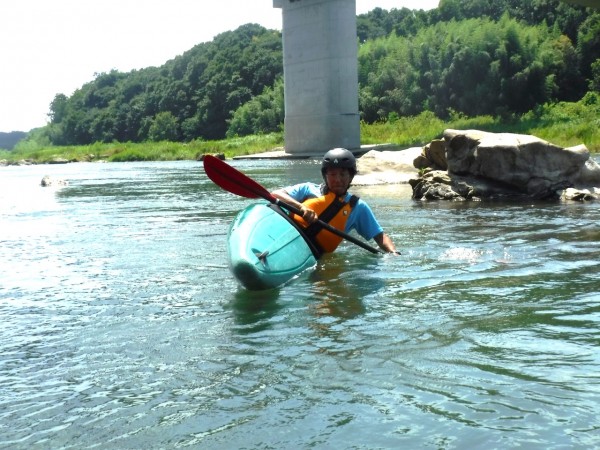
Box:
xmin=1 ymin=159 xmax=599 ymax=449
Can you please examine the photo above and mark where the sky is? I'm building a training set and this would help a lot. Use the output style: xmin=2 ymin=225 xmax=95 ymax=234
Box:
xmin=0 ymin=0 xmax=439 ymax=133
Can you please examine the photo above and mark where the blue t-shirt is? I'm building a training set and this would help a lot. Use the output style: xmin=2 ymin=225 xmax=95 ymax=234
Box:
xmin=284 ymin=182 xmax=383 ymax=241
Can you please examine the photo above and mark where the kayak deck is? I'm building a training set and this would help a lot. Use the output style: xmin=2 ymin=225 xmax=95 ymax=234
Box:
xmin=227 ymin=203 xmax=318 ymax=290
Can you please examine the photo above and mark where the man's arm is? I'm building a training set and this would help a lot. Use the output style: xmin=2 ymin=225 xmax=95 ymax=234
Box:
xmin=374 ymin=232 xmax=400 ymax=255
xmin=271 ymin=188 xmax=318 ymax=223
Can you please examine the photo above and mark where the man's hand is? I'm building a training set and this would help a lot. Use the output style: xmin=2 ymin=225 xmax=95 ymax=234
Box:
xmin=300 ymin=205 xmax=318 ymax=224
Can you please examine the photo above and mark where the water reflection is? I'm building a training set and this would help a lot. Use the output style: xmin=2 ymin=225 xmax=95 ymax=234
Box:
xmin=300 ymin=253 xmax=386 ymax=353
xmin=306 ymin=254 xmax=368 ymax=320
xmin=228 ymin=288 xmax=283 ymax=333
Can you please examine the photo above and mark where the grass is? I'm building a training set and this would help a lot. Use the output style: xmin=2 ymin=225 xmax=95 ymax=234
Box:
xmin=1 ymin=95 xmax=598 ymax=164
xmin=0 ymin=133 xmax=286 ymax=164
xmin=361 ymin=103 xmax=600 ymax=152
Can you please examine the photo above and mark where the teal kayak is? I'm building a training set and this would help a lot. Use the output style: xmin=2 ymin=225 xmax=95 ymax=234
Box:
xmin=227 ymin=203 xmax=319 ymax=290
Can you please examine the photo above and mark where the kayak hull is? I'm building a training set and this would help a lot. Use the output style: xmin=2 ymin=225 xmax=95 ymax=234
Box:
xmin=227 ymin=203 xmax=318 ymax=290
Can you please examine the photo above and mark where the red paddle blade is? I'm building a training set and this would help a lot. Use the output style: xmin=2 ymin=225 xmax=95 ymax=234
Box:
xmin=202 ymin=154 xmax=275 ymax=202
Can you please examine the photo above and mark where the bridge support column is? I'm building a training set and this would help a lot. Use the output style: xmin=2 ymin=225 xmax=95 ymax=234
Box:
xmin=273 ymin=0 xmax=360 ymax=155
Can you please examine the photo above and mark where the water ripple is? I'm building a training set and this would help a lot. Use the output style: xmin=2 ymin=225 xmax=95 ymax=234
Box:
xmin=1 ymin=161 xmax=599 ymax=449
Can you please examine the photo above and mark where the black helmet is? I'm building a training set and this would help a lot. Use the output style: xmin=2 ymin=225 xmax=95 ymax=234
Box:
xmin=321 ymin=148 xmax=357 ymax=177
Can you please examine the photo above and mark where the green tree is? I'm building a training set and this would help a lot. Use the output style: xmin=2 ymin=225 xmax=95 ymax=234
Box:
xmin=577 ymin=13 xmax=600 ymax=81
xmin=48 ymin=93 xmax=68 ymax=123
xmin=46 ymin=24 xmax=282 ymax=145
xmin=359 ymin=14 xmax=579 ymax=121
xmin=590 ymin=58 xmax=600 ymax=91
xmin=148 ymin=111 xmax=179 ymax=142
xmin=227 ymin=78 xmax=285 ymax=137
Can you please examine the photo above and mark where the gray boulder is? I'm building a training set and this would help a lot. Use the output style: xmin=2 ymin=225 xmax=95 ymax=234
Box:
xmin=413 ymin=139 xmax=448 ymax=171
xmin=411 ymin=130 xmax=600 ymax=201
xmin=41 ymin=176 xmax=68 ymax=187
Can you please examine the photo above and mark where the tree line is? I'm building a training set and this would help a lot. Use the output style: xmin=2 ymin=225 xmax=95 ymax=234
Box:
xmin=0 ymin=131 xmax=27 ymax=151
xmin=32 ymin=0 xmax=600 ymax=147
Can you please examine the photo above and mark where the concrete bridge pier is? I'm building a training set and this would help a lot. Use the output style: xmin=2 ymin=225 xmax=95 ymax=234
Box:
xmin=273 ymin=0 xmax=361 ymax=155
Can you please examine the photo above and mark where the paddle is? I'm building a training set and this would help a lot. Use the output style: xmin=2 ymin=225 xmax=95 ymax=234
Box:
xmin=202 ymin=154 xmax=384 ymax=255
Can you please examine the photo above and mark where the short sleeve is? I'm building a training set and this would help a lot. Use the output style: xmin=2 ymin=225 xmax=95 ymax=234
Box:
xmin=285 ymin=183 xmax=321 ymax=202
xmin=346 ymin=199 xmax=383 ymax=240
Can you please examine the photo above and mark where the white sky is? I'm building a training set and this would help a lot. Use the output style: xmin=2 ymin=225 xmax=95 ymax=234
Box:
xmin=0 ymin=0 xmax=439 ymax=133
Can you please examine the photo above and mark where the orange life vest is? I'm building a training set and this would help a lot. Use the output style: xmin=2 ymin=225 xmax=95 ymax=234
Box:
xmin=292 ymin=192 xmax=358 ymax=253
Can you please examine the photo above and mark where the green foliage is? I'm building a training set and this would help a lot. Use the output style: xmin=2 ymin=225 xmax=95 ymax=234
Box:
xmin=521 ymin=91 xmax=600 ymax=148
xmin=360 ymin=111 xmax=444 ymax=146
xmin=590 ymin=58 xmax=600 ymax=91
xmin=1 ymin=96 xmax=598 ymax=166
xmin=576 ymin=13 xmax=600 ymax=80
xmin=358 ymin=14 xmax=588 ymax=122
xmin=47 ymin=25 xmax=282 ymax=146
xmin=0 ymin=133 xmax=285 ymax=164
xmin=13 ymin=128 xmax=52 ymax=152
xmin=108 ymin=141 xmax=189 ymax=162
xmin=360 ymin=93 xmax=600 ymax=151
xmin=434 ymin=0 xmax=589 ymax=41
xmin=227 ymin=78 xmax=284 ymax=137
xmin=0 ymin=131 xmax=27 ymax=150
xmin=148 ymin=111 xmax=179 ymax=142
xmin=357 ymin=7 xmax=430 ymax=42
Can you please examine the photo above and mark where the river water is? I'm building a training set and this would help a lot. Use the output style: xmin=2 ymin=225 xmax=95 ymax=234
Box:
xmin=1 ymin=159 xmax=599 ymax=449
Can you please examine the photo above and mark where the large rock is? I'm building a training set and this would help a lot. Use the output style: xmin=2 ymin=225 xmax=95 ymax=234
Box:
xmin=409 ymin=169 xmax=538 ymax=201
xmin=411 ymin=130 xmax=600 ymax=201
xmin=351 ymin=130 xmax=599 ymax=201
xmin=444 ymin=129 xmax=600 ymax=197
xmin=413 ymin=139 xmax=448 ymax=171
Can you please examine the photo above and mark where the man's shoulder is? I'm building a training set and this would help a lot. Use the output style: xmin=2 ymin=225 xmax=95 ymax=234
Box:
xmin=287 ymin=182 xmax=321 ymax=198
xmin=346 ymin=192 xmax=364 ymax=204
xmin=299 ymin=182 xmax=321 ymax=192
xmin=350 ymin=195 xmax=374 ymax=216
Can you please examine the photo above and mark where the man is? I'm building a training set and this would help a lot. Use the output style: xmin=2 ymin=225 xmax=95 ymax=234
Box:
xmin=271 ymin=148 xmax=399 ymax=255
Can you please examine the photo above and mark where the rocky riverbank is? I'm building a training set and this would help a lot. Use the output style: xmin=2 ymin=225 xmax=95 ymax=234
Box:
xmin=355 ymin=130 xmax=600 ymax=202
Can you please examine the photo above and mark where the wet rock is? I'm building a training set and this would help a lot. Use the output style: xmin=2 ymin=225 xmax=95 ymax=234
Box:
xmin=41 ymin=176 xmax=68 ymax=187
xmin=562 ymin=187 xmax=599 ymax=201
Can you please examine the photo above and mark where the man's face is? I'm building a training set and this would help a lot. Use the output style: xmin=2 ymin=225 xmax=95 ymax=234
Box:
xmin=325 ymin=168 xmax=352 ymax=196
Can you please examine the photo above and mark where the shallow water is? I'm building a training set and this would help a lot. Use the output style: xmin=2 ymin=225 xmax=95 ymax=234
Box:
xmin=1 ymin=160 xmax=599 ymax=449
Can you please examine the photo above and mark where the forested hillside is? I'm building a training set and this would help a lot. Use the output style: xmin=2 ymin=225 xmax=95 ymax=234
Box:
xmin=35 ymin=0 xmax=599 ymax=146
xmin=0 ymin=131 xmax=27 ymax=150
xmin=44 ymin=24 xmax=282 ymax=146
